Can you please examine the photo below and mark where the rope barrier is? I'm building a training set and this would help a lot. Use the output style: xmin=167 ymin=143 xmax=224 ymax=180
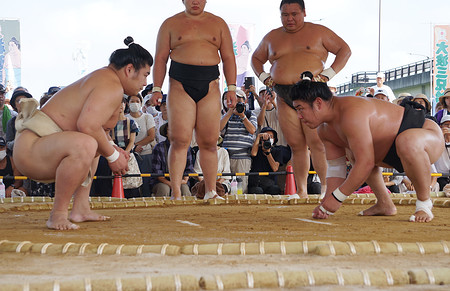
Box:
xmin=0 ymin=268 xmax=448 ymax=290
xmin=1 ymin=170 xmax=449 ymax=180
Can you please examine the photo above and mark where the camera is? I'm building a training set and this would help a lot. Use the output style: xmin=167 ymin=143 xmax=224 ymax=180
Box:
xmin=262 ymin=139 xmax=272 ymax=150
xmin=235 ymin=102 xmax=245 ymax=113
xmin=244 ymin=77 xmax=255 ymax=89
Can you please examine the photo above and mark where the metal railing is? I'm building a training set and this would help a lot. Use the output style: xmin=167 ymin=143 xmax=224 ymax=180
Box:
xmin=336 ymin=59 xmax=433 ymax=95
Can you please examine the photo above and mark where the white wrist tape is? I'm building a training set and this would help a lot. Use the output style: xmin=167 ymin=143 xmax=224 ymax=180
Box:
xmin=331 ymin=188 xmax=347 ymax=203
xmin=326 ymin=156 xmax=347 ymax=179
xmin=152 ymin=86 xmax=162 ymax=93
xmin=321 ymin=67 xmax=336 ymax=80
xmin=258 ymin=72 xmax=271 ymax=84
xmin=227 ymin=85 xmax=237 ymax=92
xmin=109 ymin=140 xmax=115 ymax=145
xmin=319 ymin=205 xmax=334 ymax=215
xmin=106 ymin=149 xmax=120 ymax=163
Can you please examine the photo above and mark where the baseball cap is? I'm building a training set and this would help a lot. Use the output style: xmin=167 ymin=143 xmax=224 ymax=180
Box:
xmin=374 ymin=88 xmax=388 ymax=97
xmin=47 ymin=86 xmax=60 ymax=95
xmin=259 ymin=87 xmax=267 ymax=94
xmin=141 ymin=84 xmax=154 ymax=97
xmin=376 ymin=72 xmax=385 ymax=79
xmin=0 ymin=137 xmax=5 ymax=147
xmin=236 ymin=89 xmax=246 ymax=99
xmin=0 ymin=84 xmax=6 ymax=93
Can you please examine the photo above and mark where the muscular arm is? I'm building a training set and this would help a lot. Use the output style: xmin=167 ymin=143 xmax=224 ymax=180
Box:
xmin=77 ymin=84 xmax=122 ymax=158
xmin=218 ymin=19 xmax=237 ymax=87
xmin=338 ymin=116 xmax=375 ymax=195
xmin=153 ymin=20 xmax=171 ymax=89
xmin=321 ymin=27 xmax=351 ymax=75
xmin=251 ymin=37 xmax=269 ymax=78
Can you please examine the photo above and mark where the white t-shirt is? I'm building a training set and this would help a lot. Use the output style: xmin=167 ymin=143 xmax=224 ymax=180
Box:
xmin=126 ymin=112 xmax=156 ymax=155
xmin=434 ymin=143 xmax=450 ymax=174
xmin=194 ymin=147 xmax=231 ymax=189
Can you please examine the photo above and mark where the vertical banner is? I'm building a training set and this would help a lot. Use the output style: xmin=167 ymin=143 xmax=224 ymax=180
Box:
xmin=433 ymin=25 xmax=450 ymax=102
xmin=0 ymin=19 xmax=21 ymax=99
xmin=228 ymin=24 xmax=255 ymax=88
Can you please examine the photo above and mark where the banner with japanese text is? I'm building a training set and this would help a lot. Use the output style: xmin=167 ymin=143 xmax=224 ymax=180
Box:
xmin=433 ymin=25 xmax=450 ymax=102
xmin=227 ymin=23 xmax=255 ymax=88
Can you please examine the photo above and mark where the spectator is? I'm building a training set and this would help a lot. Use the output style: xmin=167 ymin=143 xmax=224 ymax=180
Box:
xmin=127 ymin=93 xmax=156 ymax=196
xmin=110 ymin=98 xmax=140 ymax=198
xmin=435 ymin=101 xmax=443 ymax=113
xmin=434 ymin=88 xmax=450 ymax=124
xmin=412 ymin=93 xmax=436 ymax=123
xmin=248 ymin=127 xmax=282 ymax=195
xmin=220 ymin=89 xmax=257 ymax=193
xmin=392 ymin=93 xmax=413 ymax=106
xmin=141 ymin=84 xmax=159 ymax=118
xmin=193 ymin=136 xmax=231 ymax=195
xmin=370 ymin=72 xmax=395 ymax=102
xmin=382 ymin=168 xmax=404 ymax=193
xmin=0 ymin=137 xmax=27 ymax=197
xmin=0 ymin=84 xmax=16 ymax=140
xmin=5 ymin=90 xmax=33 ymax=155
xmin=433 ymin=114 xmax=450 ymax=191
xmin=154 ymin=94 xmax=168 ymax=143
xmin=373 ymin=88 xmax=390 ymax=102
xmin=152 ymin=123 xmax=193 ymax=197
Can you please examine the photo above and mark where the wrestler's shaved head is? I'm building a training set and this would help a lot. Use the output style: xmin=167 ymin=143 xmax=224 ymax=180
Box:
xmin=280 ymin=0 xmax=305 ymax=10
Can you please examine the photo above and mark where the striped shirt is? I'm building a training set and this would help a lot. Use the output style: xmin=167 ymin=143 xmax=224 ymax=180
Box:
xmin=222 ymin=112 xmax=257 ymax=160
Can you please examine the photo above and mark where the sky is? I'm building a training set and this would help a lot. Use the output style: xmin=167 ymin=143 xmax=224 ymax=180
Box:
xmin=1 ymin=0 xmax=450 ymax=97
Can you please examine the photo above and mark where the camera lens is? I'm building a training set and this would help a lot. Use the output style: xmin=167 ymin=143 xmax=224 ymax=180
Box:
xmin=263 ymin=140 xmax=272 ymax=150
xmin=236 ymin=102 xmax=245 ymax=113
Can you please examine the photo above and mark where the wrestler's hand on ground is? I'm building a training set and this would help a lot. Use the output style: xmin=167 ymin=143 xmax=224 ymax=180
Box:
xmin=150 ymin=92 xmax=162 ymax=106
xmin=226 ymin=91 xmax=237 ymax=109
xmin=312 ymin=195 xmax=342 ymax=219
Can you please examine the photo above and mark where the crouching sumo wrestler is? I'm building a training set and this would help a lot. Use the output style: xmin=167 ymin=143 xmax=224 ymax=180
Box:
xmin=13 ymin=37 xmax=153 ymax=230
xmin=290 ymin=71 xmax=444 ymax=222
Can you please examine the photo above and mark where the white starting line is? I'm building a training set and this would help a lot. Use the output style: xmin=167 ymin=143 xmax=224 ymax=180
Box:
xmin=294 ymin=218 xmax=334 ymax=225
xmin=176 ymin=220 xmax=202 ymax=227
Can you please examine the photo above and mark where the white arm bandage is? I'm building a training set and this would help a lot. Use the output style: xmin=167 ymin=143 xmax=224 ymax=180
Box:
xmin=326 ymin=156 xmax=347 ymax=179
xmin=106 ymin=149 xmax=120 ymax=163
xmin=321 ymin=67 xmax=336 ymax=80
xmin=331 ymin=188 xmax=348 ymax=203
xmin=258 ymin=72 xmax=271 ymax=84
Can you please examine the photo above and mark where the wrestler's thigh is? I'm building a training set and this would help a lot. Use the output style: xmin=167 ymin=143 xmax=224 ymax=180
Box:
xmin=396 ymin=120 xmax=444 ymax=164
xmin=13 ymin=130 xmax=97 ymax=180
xmin=167 ymin=79 xmax=196 ymax=143
xmin=276 ymin=97 xmax=306 ymax=148
xmin=196 ymin=80 xmax=221 ymax=146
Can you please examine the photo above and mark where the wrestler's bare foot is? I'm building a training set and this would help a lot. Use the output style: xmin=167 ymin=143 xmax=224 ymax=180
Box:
xmin=69 ymin=210 xmax=110 ymax=223
xmin=358 ymin=203 xmax=397 ymax=216
xmin=409 ymin=211 xmax=433 ymax=223
xmin=170 ymin=195 xmax=182 ymax=201
xmin=47 ymin=212 xmax=80 ymax=230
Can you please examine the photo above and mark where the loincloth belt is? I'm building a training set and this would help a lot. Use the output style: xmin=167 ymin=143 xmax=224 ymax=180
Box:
xmin=15 ymin=98 xmax=92 ymax=186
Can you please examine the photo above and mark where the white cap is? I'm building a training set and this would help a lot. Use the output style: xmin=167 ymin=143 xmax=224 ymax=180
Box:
xmin=236 ymin=89 xmax=246 ymax=99
xmin=374 ymin=88 xmax=388 ymax=97
xmin=143 ymin=94 xmax=152 ymax=106
xmin=376 ymin=72 xmax=385 ymax=79
xmin=441 ymin=114 xmax=450 ymax=125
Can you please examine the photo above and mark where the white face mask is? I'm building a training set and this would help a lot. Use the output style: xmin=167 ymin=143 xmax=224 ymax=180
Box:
xmin=146 ymin=106 xmax=158 ymax=116
xmin=129 ymin=103 xmax=141 ymax=113
xmin=0 ymin=150 xmax=6 ymax=160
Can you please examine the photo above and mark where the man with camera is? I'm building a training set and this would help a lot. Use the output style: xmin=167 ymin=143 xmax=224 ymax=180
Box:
xmin=251 ymin=0 xmax=351 ymax=198
xmin=248 ymin=127 xmax=282 ymax=195
xmin=220 ymin=89 xmax=257 ymax=193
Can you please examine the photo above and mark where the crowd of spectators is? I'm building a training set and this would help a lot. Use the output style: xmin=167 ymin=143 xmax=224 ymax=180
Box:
xmin=2 ymin=78 xmax=450 ymax=198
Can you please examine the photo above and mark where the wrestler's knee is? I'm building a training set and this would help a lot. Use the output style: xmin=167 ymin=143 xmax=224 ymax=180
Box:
xmin=395 ymin=134 xmax=421 ymax=159
xmin=71 ymin=135 xmax=97 ymax=161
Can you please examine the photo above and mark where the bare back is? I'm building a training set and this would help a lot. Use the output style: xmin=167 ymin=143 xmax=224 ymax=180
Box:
xmin=42 ymin=67 xmax=123 ymax=131
xmin=320 ymin=97 xmax=404 ymax=163
xmin=164 ymin=12 xmax=226 ymax=66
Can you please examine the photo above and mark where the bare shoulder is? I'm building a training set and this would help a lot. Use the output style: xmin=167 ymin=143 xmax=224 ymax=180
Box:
xmin=82 ymin=68 xmax=123 ymax=96
xmin=205 ymin=12 xmax=228 ymax=29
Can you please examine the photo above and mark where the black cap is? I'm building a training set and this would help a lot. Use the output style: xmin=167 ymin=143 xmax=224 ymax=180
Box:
xmin=141 ymin=84 xmax=154 ymax=97
xmin=47 ymin=86 xmax=60 ymax=95
xmin=260 ymin=126 xmax=278 ymax=145
xmin=0 ymin=137 xmax=6 ymax=147
xmin=10 ymin=91 xmax=33 ymax=112
xmin=0 ymin=84 xmax=6 ymax=93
